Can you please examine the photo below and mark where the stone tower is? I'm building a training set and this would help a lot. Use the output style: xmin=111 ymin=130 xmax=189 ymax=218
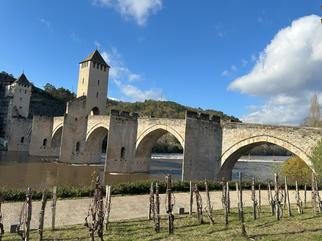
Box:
xmin=77 ymin=50 xmax=110 ymax=115
xmin=6 ymin=73 xmax=32 ymax=118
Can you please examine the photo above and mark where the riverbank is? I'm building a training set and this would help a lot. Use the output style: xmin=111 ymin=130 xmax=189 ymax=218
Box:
xmin=1 ymin=189 xmax=309 ymax=231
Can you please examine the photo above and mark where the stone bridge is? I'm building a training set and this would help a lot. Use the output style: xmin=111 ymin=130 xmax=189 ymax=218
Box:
xmin=29 ymin=110 xmax=322 ymax=181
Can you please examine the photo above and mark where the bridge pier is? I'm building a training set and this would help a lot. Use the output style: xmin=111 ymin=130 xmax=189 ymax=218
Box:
xmin=182 ymin=111 xmax=222 ymax=181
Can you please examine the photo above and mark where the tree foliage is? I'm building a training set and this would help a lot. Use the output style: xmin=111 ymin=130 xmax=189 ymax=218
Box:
xmin=311 ymin=138 xmax=322 ymax=178
xmin=107 ymin=99 xmax=240 ymax=121
xmin=43 ymin=83 xmax=76 ymax=103
xmin=303 ymin=94 xmax=322 ymax=127
xmin=281 ymin=156 xmax=311 ymax=183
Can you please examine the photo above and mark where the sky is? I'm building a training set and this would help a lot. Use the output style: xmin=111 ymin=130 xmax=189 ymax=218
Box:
xmin=0 ymin=0 xmax=321 ymax=125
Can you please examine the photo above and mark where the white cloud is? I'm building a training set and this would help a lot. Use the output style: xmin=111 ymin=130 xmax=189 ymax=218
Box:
xmin=229 ymin=15 xmax=322 ymax=125
xmin=101 ymin=47 xmax=164 ymax=101
xmin=115 ymin=81 xmax=163 ymax=101
xmin=93 ymin=0 xmax=162 ymax=26
xmin=39 ymin=18 xmax=52 ymax=32
xmin=221 ymin=70 xmax=230 ymax=77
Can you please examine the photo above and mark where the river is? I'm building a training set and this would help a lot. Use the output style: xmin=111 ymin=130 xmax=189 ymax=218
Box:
xmin=0 ymin=152 xmax=289 ymax=189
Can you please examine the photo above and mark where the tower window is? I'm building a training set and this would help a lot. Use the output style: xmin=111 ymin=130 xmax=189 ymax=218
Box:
xmin=96 ymin=92 xmax=99 ymax=98
xmin=76 ymin=142 xmax=80 ymax=152
xmin=82 ymin=78 xmax=84 ymax=84
xmin=20 ymin=136 xmax=24 ymax=143
xmin=97 ymin=80 xmax=100 ymax=86
xmin=42 ymin=138 xmax=47 ymax=147
xmin=25 ymin=90 xmax=27 ymax=94
xmin=120 ymin=147 xmax=125 ymax=159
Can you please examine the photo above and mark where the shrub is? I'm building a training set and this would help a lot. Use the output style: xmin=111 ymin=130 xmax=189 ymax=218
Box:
xmin=280 ymin=156 xmax=311 ymax=183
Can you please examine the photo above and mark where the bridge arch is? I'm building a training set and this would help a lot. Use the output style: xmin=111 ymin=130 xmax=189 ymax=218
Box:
xmin=84 ymin=126 xmax=109 ymax=163
xmin=218 ymin=134 xmax=313 ymax=179
xmin=136 ymin=124 xmax=184 ymax=148
xmin=51 ymin=126 xmax=63 ymax=148
xmin=135 ymin=124 xmax=184 ymax=175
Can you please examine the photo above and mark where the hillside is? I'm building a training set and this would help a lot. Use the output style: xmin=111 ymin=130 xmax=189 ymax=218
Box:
xmin=29 ymin=86 xmax=66 ymax=117
xmin=106 ymin=99 xmax=240 ymax=121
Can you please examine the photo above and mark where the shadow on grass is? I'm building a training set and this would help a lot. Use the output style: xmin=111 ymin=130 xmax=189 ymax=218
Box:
xmin=249 ymin=227 xmax=322 ymax=239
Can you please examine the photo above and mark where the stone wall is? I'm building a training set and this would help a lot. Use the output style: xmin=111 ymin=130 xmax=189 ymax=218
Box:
xmin=6 ymin=117 xmax=32 ymax=152
xmin=59 ymin=97 xmax=88 ymax=163
xmin=105 ymin=110 xmax=138 ymax=173
xmin=29 ymin=116 xmax=54 ymax=156
xmin=182 ymin=111 xmax=221 ymax=180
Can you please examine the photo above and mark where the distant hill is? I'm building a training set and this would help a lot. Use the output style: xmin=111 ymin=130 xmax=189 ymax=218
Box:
xmin=107 ymin=99 xmax=240 ymax=121
xmin=29 ymin=86 xmax=66 ymax=117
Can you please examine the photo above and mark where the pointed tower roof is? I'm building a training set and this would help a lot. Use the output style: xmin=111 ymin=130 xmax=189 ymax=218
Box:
xmin=80 ymin=50 xmax=110 ymax=67
xmin=15 ymin=73 xmax=31 ymax=86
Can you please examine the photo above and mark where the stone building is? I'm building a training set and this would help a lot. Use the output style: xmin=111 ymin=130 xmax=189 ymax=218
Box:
xmin=0 ymin=72 xmax=32 ymax=151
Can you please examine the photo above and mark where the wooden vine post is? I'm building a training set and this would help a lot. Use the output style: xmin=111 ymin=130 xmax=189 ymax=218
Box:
xmin=284 ymin=176 xmax=292 ymax=217
xmin=268 ymin=181 xmax=274 ymax=215
xmin=204 ymin=180 xmax=214 ymax=224
xmin=311 ymin=172 xmax=317 ymax=214
xmin=194 ymin=184 xmax=203 ymax=224
xmin=313 ymin=174 xmax=322 ymax=213
xmin=51 ymin=186 xmax=57 ymax=231
xmin=104 ymin=185 xmax=112 ymax=230
xmin=251 ymin=178 xmax=257 ymax=220
xmin=239 ymin=172 xmax=247 ymax=237
xmin=149 ymin=182 xmax=155 ymax=220
xmin=258 ymin=184 xmax=261 ymax=218
xmin=295 ymin=181 xmax=304 ymax=214
xmin=154 ymin=182 xmax=161 ymax=233
xmin=85 ymin=176 xmax=105 ymax=241
xmin=274 ymin=173 xmax=281 ymax=221
xmin=189 ymin=181 xmax=193 ymax=216
xmin=17 ymin=187 xmax=32 ymax=241
xmin=236 ymin=182 xmax=241 ymax=220
xmin=165 ymin=175 xmax=174 ymax=234
xmin=304 ymin=184 xmax=307 ymax=207
xmin=38 ymin=191 xmax=48 ymax=241
xmin=221 ymin=179 xmax=228 ymax=227
xmin=227 ymin=182 xmax=231 ymax=214
xmin=0 ymin=196 xmax=4 ymax=241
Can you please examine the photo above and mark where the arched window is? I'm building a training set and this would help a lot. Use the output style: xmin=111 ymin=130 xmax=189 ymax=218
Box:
xmin=120 ymin=147 xmax=125 ymax=159
xmin=90 ymin=107 xmax=100 ymax=115
xmin=42 ymin=138 xmax=47 ymax=147
xmin=20 ymin=136 xmax=24 ymax=143
xmin=76 ymin=142 xmax=80 ymax=152
xmin=96 ymin=92 xmax=99 ymax=98
xmin=97 ymin=80 xmax=100 ymax=86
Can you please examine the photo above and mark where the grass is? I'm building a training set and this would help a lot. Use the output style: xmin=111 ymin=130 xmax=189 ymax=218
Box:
xmin=2 ymin=205 xmax=322 ymax=241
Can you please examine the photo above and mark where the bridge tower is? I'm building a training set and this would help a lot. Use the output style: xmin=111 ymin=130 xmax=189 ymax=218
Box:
xmin=77 ymin=50 xmax=110 ymax=115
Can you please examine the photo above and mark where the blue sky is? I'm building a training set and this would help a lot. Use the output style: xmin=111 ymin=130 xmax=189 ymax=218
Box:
xmin=0 ymin=0 xmax=321 ymax=125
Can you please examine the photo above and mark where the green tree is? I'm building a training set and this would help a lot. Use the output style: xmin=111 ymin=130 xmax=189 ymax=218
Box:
xmin=311 ymin=138 xmax=322 ymax=178
xmin=281 ymin=156 xmax=311 ymax=183
xmin=44 ymin=83 xmax=76 ymax=103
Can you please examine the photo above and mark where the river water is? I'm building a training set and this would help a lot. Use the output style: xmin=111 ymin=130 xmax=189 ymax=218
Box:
xmin=0 ymin=152 xmax=289 ymax=189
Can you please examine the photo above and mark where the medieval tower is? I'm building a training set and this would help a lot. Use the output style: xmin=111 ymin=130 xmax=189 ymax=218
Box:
xmin=76 ymin=50 xmax=110 ymax=115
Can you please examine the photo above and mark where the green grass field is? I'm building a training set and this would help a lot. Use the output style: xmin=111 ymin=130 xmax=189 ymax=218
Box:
xmin=2 ymin=205 xmax=322 ymax=241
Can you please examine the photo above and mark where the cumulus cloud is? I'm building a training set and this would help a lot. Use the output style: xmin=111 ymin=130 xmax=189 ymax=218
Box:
xmin=228 ymin=15 xmax=322 ymax=125
xmin=101 ymin=47 xmax=164 ymax=101
xmin=93 ymin=0 xmax=162 ymax=26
